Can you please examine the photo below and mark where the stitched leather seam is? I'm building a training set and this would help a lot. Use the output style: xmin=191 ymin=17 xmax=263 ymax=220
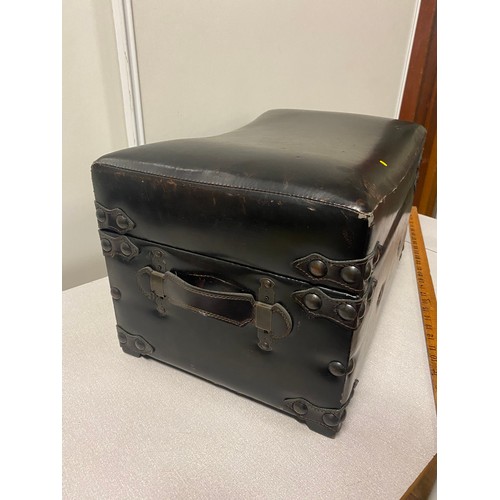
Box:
xmin=94 ymin=162 xmax=367 ymax=217
xmin=95 ymin=141 xmax=420 ymax=222
xmin=294 ymin=289 xmax=365 ymax=306
xmin=169 ymin=272 xmax=254 ymax=303
xmin=171 ymin=277 xmax=291 ymax=332
xmin=175 ymin=285 xmax=253 ymax=303
xmin=301 ymin=309 xmax=358 ymax=330
xmin=168 ymin=298 xmax=251 ymax=327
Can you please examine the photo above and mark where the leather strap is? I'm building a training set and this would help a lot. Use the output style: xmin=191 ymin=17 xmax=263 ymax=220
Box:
xmin=292 ymin=287 xmax=368 ymax=330
xmin=292 ymin=244 xmax=382 ymax=294
xmin=137 ymin=266 xmax=293 ymax=341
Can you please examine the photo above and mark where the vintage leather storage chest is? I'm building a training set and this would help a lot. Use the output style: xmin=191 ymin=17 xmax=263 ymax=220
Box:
xmin=91 ymin=109 xmax=426 ymax=437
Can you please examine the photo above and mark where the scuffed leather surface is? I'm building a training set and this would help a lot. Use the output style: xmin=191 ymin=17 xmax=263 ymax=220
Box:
xmin=105 ymin=238 xmax=355 ymax=410
xmin=95 ymin=109 xmax=424 ymax=216
xmin=101 ymin=203 xmax=409 ymax=413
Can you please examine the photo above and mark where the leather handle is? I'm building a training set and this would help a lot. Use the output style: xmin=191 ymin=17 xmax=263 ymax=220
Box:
xmin=137 ymin=267 xmax=292 ymax=341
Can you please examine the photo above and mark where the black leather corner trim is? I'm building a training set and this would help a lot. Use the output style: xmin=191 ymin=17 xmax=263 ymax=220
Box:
xmin=99 ymin=231 xmax=139 ymax=261
xmin=284 ymin=380 xmax=358 ymax=438
xmin=95 ymin=201 xmax=135 ymax=234
xmin=292 ymin=244 xmax=382 ymax=293
xmin=117 ymin=326 xmax=154 ymax=357
xmin=292 ymin=288 xmax=367 ymax=330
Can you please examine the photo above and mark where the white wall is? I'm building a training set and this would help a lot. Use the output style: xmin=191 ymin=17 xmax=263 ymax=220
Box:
xmin=62 ymin=0 xmax=127 ymax=290
xmin=132 ymin=0 xmax=419 ymax=143
xmin=62 ymin=0 xmax=419 ymax=290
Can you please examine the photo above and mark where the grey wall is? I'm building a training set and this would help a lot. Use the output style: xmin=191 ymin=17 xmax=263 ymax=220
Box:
xmin=62 ymin=0 xmax=127 ymax=290
xmin=132 ymin=0 xmax=419 ymax=143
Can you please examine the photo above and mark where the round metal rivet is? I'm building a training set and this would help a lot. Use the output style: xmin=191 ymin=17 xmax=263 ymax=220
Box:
xmin=259 ymin=340 xmax=271 ymax=351
xmin=120 ymin=242 xmax=132 ymax=256
xmin=337 ymin=303 xmax=357 ymax=321
xmin=118 ymin=332 xmax=127 ymax=344
xmin=304 ymin=293 xmax=322 ymax=311
xmin=308 ymin=259 xmax=327 ymax=278
xmin=96 ymin=208 xmax=106 ymax=223
xmin=110 ymin=287 xmax=121 ymax=300
xmin=340 ymin=266 xmax=362 ymax=284
xmin=135 ymin=339 xmax=146 ymax=351
xmin=116 ymin=214 xmax=129 ymax=229
xmin=292 ymin=401 xmax=308 ymax=415
xmin=322 ymin=413 xmax=340 ymax=427
xmin=101 ymin=238 xmax=112 ymax=252
xmin=328 ymin=361 xmax=346 ymax=377
xmin=262 ymin=279 xmax=273 ymax=288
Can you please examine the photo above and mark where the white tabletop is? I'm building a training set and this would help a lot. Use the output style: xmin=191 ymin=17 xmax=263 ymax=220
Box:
xmin=63 ymin=215 xmax=437 ymax=500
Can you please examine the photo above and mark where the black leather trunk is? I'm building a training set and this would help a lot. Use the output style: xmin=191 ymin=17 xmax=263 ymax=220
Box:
xmin=91 ymin=109 xmax=426 ymax=437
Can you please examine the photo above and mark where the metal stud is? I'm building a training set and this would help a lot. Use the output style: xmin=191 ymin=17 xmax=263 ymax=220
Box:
xmin=118 ymin=331 xmax=127 ymax=344
xmin=292 ymin=401 xmax=308 ymax=415
xmin=328 ymin=361 xmax=346 ymax=377
xmin=120 ymin=241 xmax=132 ymax=256
xmin=322 ymin=413 xmax=340 ymax=427
xmin=115 ymin=214 xmax=129 ymax=229
xmin=262 ymin=279 xmax=273 ymax=289
xmin=101 ymin=238 xmax=112 ymax=252
xmin=340 ymin=265 xmax=362 ymax=284
xmin=304 ymin=293 xmax=322 ymax=311
xmin=96 ymin=208 xmax=106 ymax=223
xmin=337 ymin=303 xmax=357 ymax=321
xmin=308 ymin=259 xmax=327 ymax=278
xmin=259 ymin=340 xmax=271 ymax=351
xmin=110 ymin=287 xmax=121 ymax=300
xmin=135 ymin=339 xmax=146 ymax=351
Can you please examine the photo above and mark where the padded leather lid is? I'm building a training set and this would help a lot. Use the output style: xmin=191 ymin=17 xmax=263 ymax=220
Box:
xmin=96 ymin=109 xmax=424 ymax=218
xmin=92 ymin=110 xmax=425 ymax=288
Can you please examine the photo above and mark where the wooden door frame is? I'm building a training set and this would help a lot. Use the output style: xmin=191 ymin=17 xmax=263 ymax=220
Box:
xmin=399 ymin=0 xmax=437 ymax=217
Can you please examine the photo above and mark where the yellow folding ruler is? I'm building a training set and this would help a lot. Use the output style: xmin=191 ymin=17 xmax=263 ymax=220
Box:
xmin=401 ymin=207 xmax=437 ymax=499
